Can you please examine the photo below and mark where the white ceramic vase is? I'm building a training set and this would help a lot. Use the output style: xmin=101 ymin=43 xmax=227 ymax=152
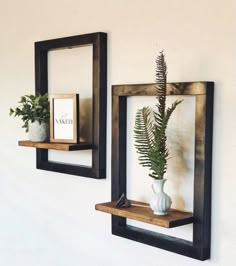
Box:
xmin=150 ymin=179 xmax=172 ymax=215
xmin=28 ymin=121 xmax=48 ymax=142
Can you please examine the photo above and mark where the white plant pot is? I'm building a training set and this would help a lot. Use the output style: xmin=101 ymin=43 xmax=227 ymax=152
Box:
xmin=28 ymin=121 xmax=48 ymax=142
xmin=150 ymin=179 xmax=172 ymax=215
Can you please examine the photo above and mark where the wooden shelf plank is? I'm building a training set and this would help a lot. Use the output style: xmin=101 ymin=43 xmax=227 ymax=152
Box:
xmin=95 ymin=201 xmax=194 ymax=228
xmin=18 ymin=140 xmax=93 ymax=151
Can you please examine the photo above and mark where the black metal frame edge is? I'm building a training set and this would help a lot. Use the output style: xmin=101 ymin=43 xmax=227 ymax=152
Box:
xmin=35 ymin=32 xmax=107 ymax=179
xmin=112 ymin=225 xmax=202 ymax=259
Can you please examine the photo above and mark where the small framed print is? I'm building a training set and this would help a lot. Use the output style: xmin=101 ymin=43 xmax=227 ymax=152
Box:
xmin=50 ymin=94 xmax=79 ymax=143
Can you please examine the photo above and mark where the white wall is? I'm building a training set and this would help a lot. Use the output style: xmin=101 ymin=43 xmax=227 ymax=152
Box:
xmin=1 ymin=0 xmax=236 ymax=265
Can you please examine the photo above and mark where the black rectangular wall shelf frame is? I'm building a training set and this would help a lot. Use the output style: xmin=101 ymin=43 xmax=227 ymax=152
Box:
xmin=111 ymin=82 xmax=214 ymax=260
xmin=35 ymin=32 xmax=107 ymax=178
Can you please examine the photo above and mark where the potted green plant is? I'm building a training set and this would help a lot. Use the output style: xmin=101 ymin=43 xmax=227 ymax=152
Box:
xmin=134 ymin=51 xmax=182 ymax=215
xmin=9 ymin=93 xmax=50 ymax=142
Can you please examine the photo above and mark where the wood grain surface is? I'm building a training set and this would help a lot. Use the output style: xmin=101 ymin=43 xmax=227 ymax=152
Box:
xmin=18 ymin=140 xmax=92 ymax=151
xmin=96 ymin=200 xmax=193 ymax=228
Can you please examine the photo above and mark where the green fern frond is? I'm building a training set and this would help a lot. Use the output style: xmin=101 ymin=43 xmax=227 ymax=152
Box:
xmin=164 ymin=100 xmax=183 ymax=126
xmin=134 ymin=51 xmax=183 ymax=180
xmin=134 ymin=107 xmax=154 ymax=167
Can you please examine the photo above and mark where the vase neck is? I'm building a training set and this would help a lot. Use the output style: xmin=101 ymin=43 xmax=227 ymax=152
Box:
xmin=153 ymin=179 xmax=166 ymax=194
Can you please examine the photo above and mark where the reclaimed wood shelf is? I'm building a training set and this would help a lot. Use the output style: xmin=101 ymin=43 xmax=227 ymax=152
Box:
xmin=18 ymin=140 xmax=92 ymax=151
xmin=95 ymin=200 xmax=193 ymax=228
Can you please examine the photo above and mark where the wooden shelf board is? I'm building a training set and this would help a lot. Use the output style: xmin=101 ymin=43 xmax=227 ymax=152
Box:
xmin=18 ymin=140 xmax=93 ymax=151
xmin=95 ymin=201 xmax=193 ymax=228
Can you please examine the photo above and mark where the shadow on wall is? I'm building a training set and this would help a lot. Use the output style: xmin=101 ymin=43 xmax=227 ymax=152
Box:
xmin=168 ymin=130 xmax=193 ymax=210
xmin=167 ymin=93 xmax=196 ymax=211
xmin=79 ymin=98 xmax=92 ymax=143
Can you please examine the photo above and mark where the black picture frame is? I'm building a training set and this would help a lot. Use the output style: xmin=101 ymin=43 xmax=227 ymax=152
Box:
xmin=111 ymin=82 xmax=214 ymax=260
xmin=35 ymin=32 xmax=107 ymax=178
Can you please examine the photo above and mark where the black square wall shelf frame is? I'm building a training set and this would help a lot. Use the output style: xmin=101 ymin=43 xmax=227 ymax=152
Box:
xmin=35 ymin=32 xmax=107 ymax=178
xmin=111 ymin=82 xmax=214 ymax=260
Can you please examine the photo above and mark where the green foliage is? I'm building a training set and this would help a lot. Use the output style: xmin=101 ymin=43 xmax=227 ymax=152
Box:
xmin=134 ymin=51 xmax=182 ymax=179
xmin=134 ymin=107 xmax=154 ymax=168
xmin=9 ymin=93 xmax=49 ymax=132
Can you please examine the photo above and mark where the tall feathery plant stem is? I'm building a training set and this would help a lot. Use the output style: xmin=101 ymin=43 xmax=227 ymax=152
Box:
xmin=155 ymin=51 xmax=167 ymax=119
xmin=134 ymin=51 xmax=182 ymax=180
xmin=152 ymin=51 xmax=169 ymax=178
